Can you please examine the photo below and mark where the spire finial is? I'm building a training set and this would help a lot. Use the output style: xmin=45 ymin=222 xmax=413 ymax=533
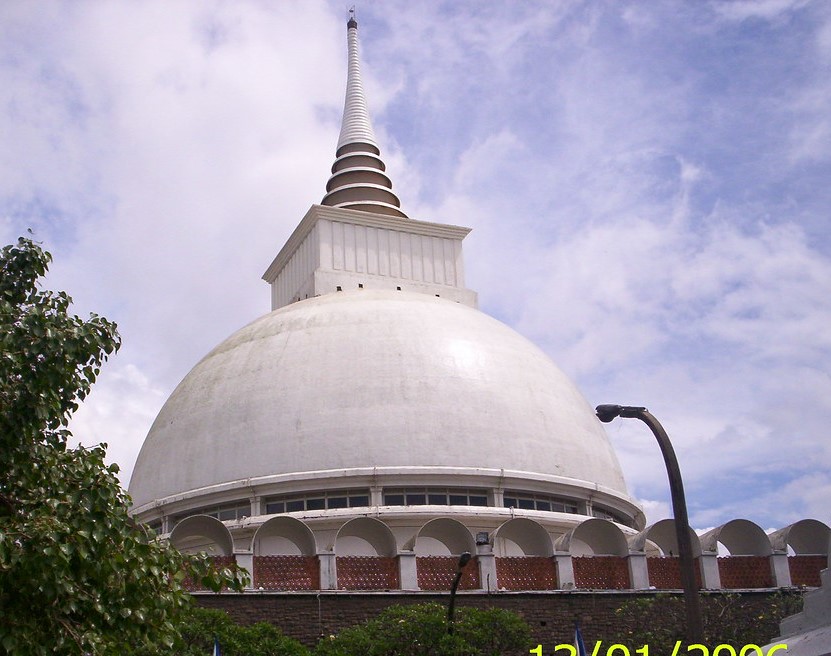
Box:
xmin=321 ymin=7 xmax=407 ymax=218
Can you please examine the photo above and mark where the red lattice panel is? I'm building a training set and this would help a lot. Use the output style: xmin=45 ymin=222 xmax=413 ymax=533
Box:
xmin=254 ymin=555 xmax=319 ymax=591
xmin=182 ymin=555 xmax=236 ymax=591
xmin=718 ymin=556 xmax=773 ymax=588
xmin=573 ymin=556 xmax=630 ymax=590
xmin=647 ymin=557 xmax=703 ymax=589
xmin=495 ymin=556 xmax=557 ymax=590
xmin=789 ymin=555 xmax=827 ymax=587
xmin=336 ymin=556 xmax=399 ymax=590
xmin=417 ymin=556 xmax=480 ymax=591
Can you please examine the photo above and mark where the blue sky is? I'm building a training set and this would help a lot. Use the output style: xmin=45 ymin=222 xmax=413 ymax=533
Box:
xmin=2 ymin=0 xmax=830 ymax=532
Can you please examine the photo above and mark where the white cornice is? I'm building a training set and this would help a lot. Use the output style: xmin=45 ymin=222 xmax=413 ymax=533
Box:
xmin=130 ymin=465 xmax=642 ymax=520
xmin=262 ymin=205 xmax=472 ymax=283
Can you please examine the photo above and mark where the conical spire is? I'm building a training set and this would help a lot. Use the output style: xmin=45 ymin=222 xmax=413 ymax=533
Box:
xmin=321 ymin=10 xmax=407 ymax=218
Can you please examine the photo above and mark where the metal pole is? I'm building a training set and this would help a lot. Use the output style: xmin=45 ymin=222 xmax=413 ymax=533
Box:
xmin=596 ymin=405 xmax=704 ymax=643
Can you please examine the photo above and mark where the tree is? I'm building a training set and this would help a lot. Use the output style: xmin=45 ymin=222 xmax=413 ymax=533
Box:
xmin=0 ymin=236 xmax=246 ymax=655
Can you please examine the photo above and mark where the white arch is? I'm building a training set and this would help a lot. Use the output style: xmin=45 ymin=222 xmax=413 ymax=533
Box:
xmin=555 ymin=518 xmax=628 ymax=556
xmin=629 ymin=519 xmax=702 ymax=557
xmin=169 ymin=515 xmax=234 ymax=556
xmin=769 ymin=519 xmax=831 ymax=555
xmin=411 ymin=518 xmax=476 ymax=555
xmin=699 ymin=519 xmax=772 ymax=556
xmin=335 ymin=517 xmax=397 ymax=557
xmin=252 ymin=516 xmax=317 ymax=556
xmin=492 ymin=518 xmax=554 ymax=556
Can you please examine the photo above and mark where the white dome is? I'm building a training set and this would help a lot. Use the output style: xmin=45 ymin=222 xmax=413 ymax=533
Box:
xmin=129 ymin=290 xmax=631 ymax=511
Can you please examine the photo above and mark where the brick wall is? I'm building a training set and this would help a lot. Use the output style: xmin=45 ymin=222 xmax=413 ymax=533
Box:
xmin=647 ymin=557 xmax=703 ymax=589
xmin=416 ymin=555 xmax=480 ymax=590
xmin=337 ymin=556 xmax=398 ymax=590
xmin=573 ymin=556 xmax=630 ymax=589
xmin=195 ymin=589 xmax=802 ymax=648
xmin=254 ymin=555 xmax=319 ymax=591
xmin=183 ymin=555 xmax=236 ymax=592
xmin=788 ymin=555 xmax=827 ymax=587
xmin=495 ymin=556 xmax=558 ymax=591
xmin=718 ymin=556 xmax=773 ymax=588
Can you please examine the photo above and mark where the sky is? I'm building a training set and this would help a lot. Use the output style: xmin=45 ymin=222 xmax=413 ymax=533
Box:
xmin=2 ymin=0 xmax=830 ymax=532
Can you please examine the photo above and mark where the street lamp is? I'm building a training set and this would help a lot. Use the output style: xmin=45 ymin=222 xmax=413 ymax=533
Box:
xmin=447 ymin=551 xmax=472 ymax=634
xmin=595 ymin=404 xmax=704 ymax=643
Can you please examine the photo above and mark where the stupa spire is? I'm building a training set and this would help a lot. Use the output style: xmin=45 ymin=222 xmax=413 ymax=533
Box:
xmin=321 ymin=9 xmax=407 ymax=218
xmin=336 ymin=7 xmax=378 ymax=154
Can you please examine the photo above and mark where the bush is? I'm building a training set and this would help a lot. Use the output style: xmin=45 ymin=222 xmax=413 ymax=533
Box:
xmin=314 ymin=602 xmax=531 ymax=656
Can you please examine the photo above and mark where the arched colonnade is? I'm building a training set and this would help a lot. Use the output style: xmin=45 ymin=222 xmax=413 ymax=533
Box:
xmin=168 ymin=516 xmax=831 ymax=592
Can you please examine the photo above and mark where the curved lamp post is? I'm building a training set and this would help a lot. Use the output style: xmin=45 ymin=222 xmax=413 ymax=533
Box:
xmin=447 ymin=551 xmax=472 ymax=634
xmin=595 ymin=404 xmax=704 ymax=643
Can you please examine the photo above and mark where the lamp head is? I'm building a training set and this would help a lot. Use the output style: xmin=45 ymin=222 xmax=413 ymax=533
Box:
xmin=596 ymin=404 xmax=648 ymax=422
xmin=596 ymin=404 xmax=623 ymax=423
xmin=457 ymin=552 xmax=472 ymax=569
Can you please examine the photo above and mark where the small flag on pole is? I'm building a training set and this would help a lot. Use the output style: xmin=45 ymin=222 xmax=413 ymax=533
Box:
xmin=574 ymin=622 xmax=587 ymax=656
xmin=213 ymin=636 xmax=222 ymax=656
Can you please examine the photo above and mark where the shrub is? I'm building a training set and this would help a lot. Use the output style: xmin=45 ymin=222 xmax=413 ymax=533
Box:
xmin=314 ymin=602 xmax=531 ymax=656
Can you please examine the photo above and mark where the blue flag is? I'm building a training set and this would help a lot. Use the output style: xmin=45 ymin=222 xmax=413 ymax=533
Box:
xmin=574 ymin=622 xmax=587 ymax=656
xmin=213 ymin=636 xmax=222 ymax=656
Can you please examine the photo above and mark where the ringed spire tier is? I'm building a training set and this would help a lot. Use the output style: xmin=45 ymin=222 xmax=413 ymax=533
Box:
xmin=321 ymin=12 xmax=407 ymax=218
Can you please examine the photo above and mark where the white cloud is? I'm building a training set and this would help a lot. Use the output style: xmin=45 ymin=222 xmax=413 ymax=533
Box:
xmin=786 ymin=83 xmax=831 ymax=165
xmin=638 ymin=499 xmax=673 ymax=524
xmin=712 ymin=0 xmax=814 ymax=22
xmin=68 ymin=358 xmax=165 ymax=487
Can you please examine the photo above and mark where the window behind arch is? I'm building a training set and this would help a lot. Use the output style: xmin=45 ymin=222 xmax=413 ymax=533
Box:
xmin=383 ymin=487 xmax=488 ymax=507
xmin=264 ymin=489 xmax=370 ymax=515
xmin=503 ymin=491 xmax=579 ymax=514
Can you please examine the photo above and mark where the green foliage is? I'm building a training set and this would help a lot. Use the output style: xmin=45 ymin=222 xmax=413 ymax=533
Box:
xmin=612 ymin=591 xmax=804 ymax=649
xmin=0 ymin=237 xmax=116 ymax=461
xmin=128 ymin=606 xmax=310 ymax=656
xmin=314 ymin=602 xmax=531 ymax=656
xmin=0 ymin=237 xmax=247 ymax=655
